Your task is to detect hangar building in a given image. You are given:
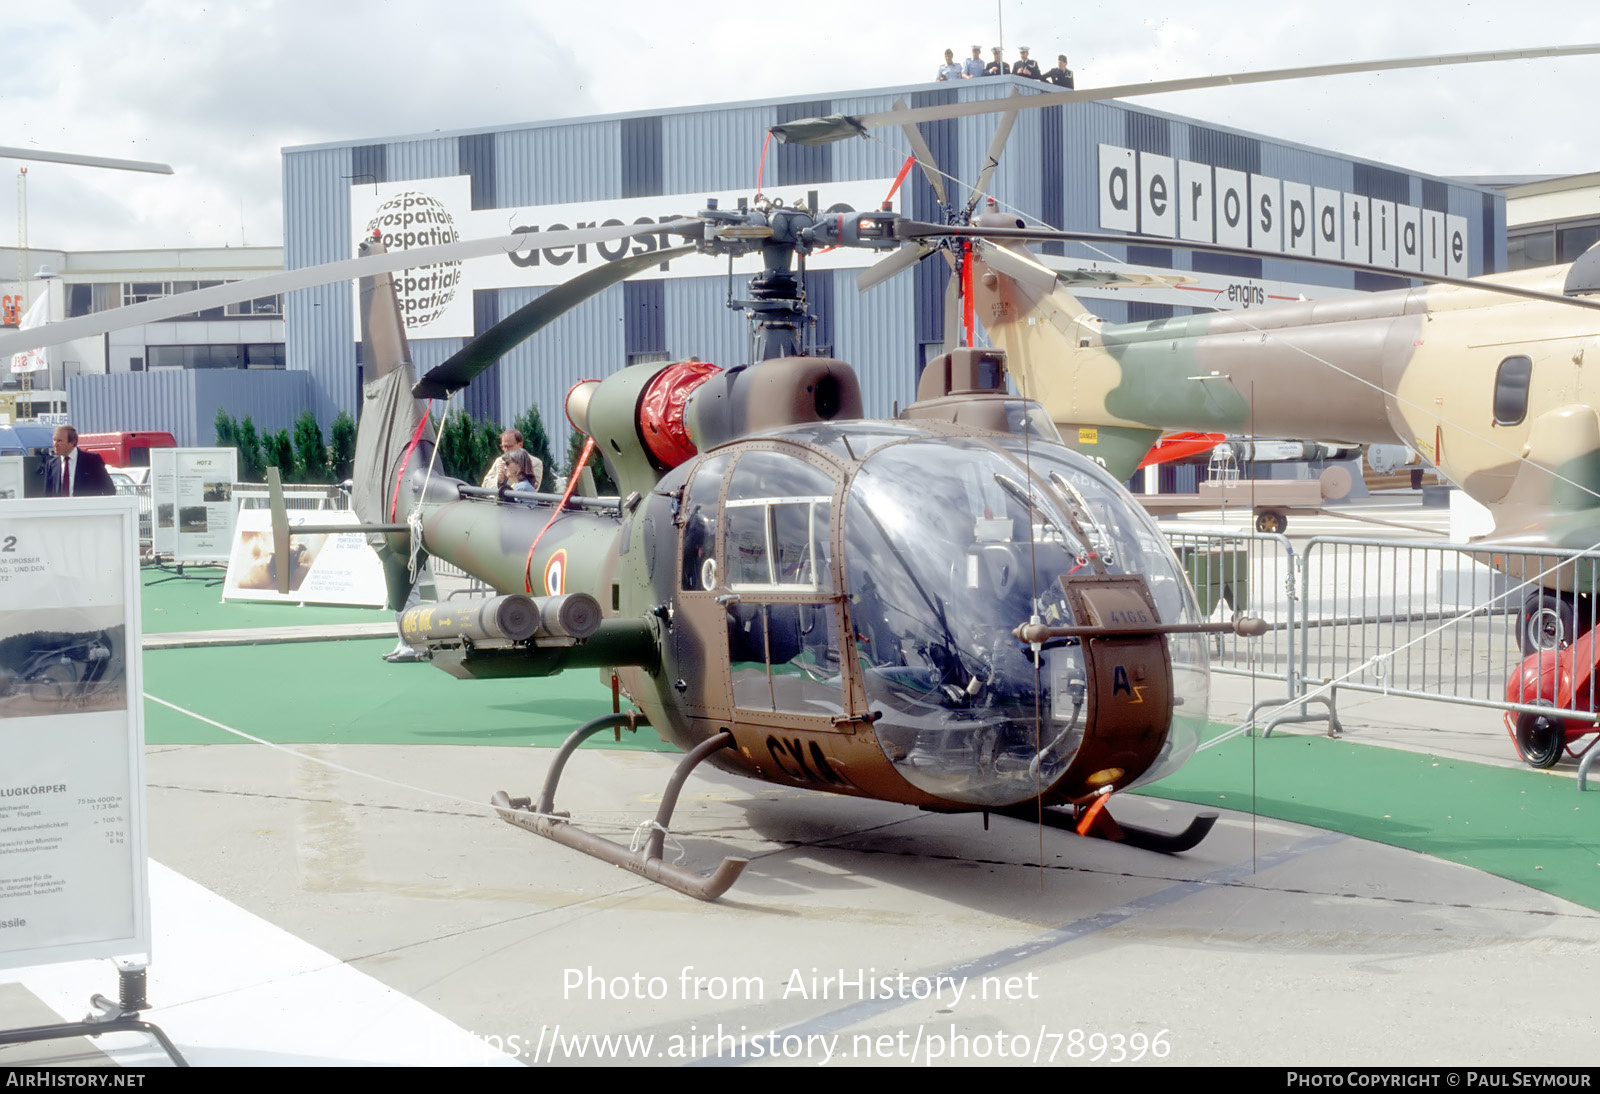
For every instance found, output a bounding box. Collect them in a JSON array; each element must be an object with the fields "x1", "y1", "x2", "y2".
[{"x1": 72, "y1": 76, "x2": 1507, "y2": 451}]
